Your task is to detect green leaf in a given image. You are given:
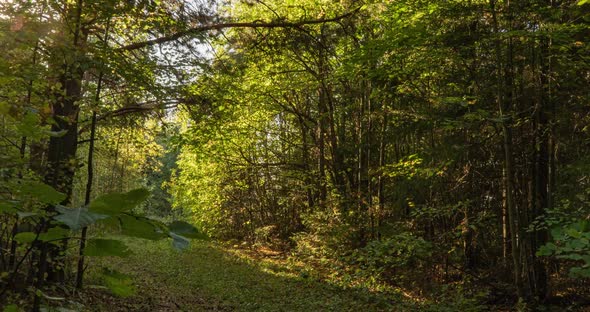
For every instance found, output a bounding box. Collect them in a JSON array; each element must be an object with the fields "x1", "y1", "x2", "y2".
[
  {"x1": 120, "y1": 215, "x2": 164, "y2": 240},
  {"x1": 169, "y1": 232, "x2": 190, "y2": 250},
  {"x1": 169, "y1": 220, "x2": 200, "y2": 238},
  {"x1": 550, "y1": 227, "x2": 564, "y2": 240},
  {"x1": 38, "y1": 227, "x2": 70, "y2": 243},
  {"x1": 54, "y1": 205, "x2": 109, "y2": 230},
  {"x1": 89, "y1": 188, "x2": 150, "y2": 215},
  {"x1": 100, "y1": 268, "x2": 136, "y2": 298},
  {"x1": 14, "y1": 232, "x2": 36, "y2": 243},
  {"x1": 19, "y1": 181, "x2": 66, "y2": 205},
  {"x1": 567, "y1": 228, "x2": 582, "y2": 239},
  {"x1": 578, "y1": 0, "x2": 590, "y2": 5},
  {"x1": 84, "y1": 239, "x2": 131, "y2": 257},
  {"x1": 3, "y1": 304, "x2": 22, "y2": 312}
]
